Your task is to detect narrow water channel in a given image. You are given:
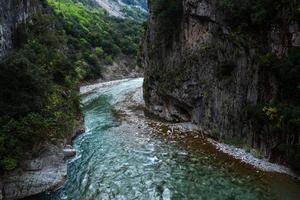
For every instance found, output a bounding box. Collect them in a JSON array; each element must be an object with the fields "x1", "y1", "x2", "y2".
[{"x1": 42, "y1": 78, "x2": 300, "y2": 200}]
